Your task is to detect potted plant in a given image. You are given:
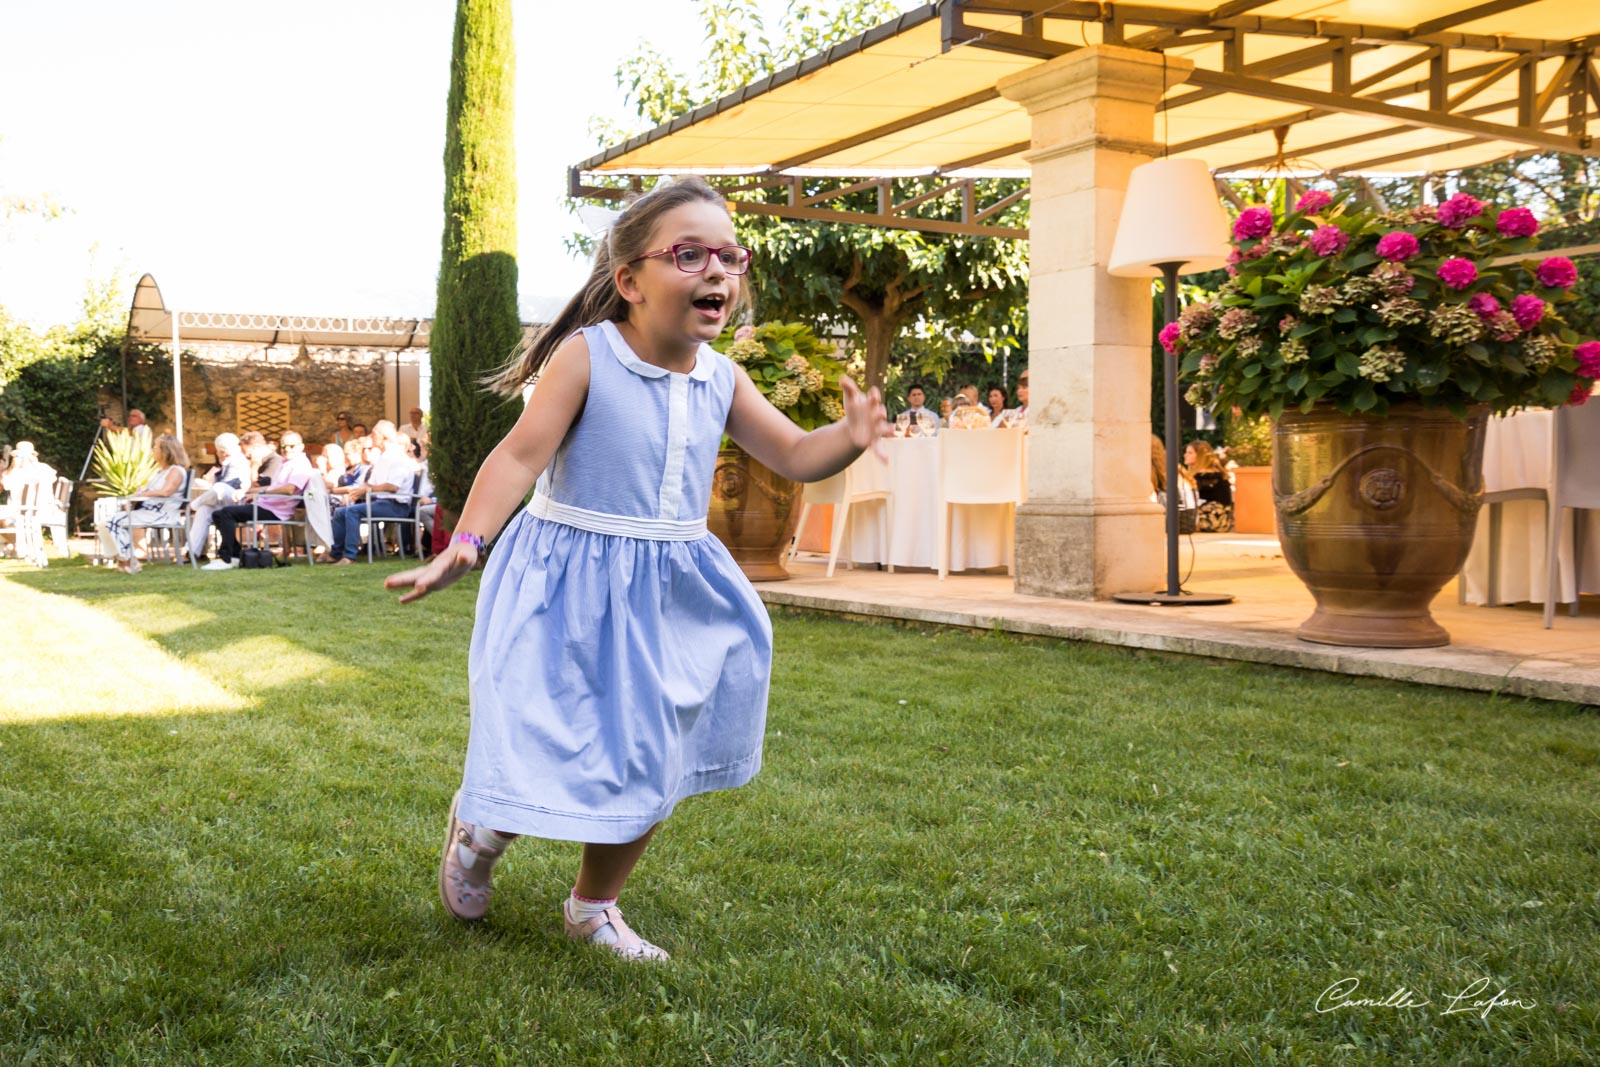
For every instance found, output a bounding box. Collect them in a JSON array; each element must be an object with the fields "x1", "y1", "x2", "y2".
[
  {"x1": 708, "y1": 321, "x2": 848, "y2": 580},
  {"x1": 1221, "y1": 413, "x2": 1274, "y2": 534},
  {"x1": 1172, "y1": 189, "x2": 1599, "y2": 647}
]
